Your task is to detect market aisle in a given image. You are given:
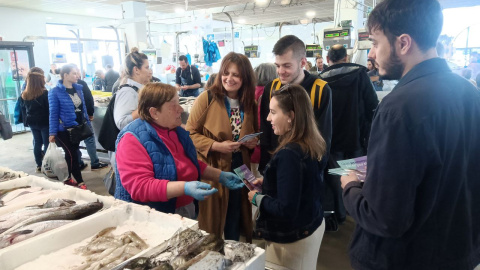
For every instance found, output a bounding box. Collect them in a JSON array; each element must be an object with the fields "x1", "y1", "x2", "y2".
[{"x1": 0, "y1": 132, "x2": 110, "y2": 196}]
